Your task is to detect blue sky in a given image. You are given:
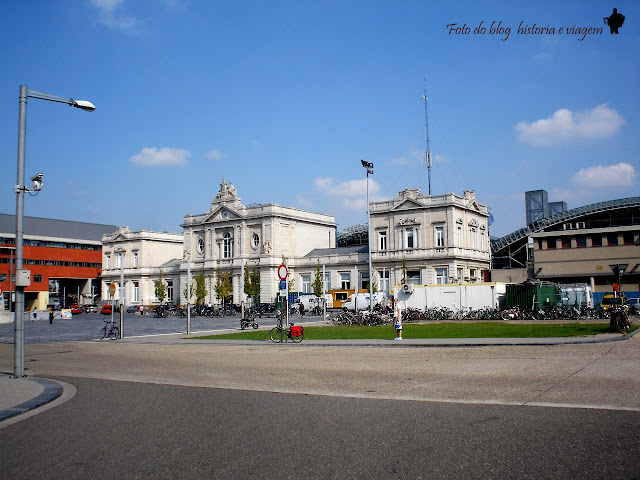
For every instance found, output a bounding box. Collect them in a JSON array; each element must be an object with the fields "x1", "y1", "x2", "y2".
[{"x1": 1, "y1": 1, "x2": 638, "y2": 238}]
